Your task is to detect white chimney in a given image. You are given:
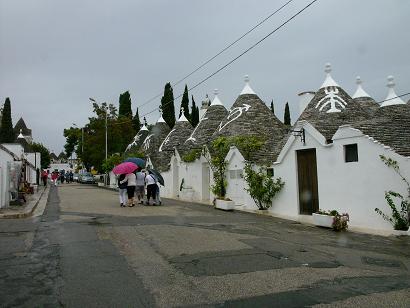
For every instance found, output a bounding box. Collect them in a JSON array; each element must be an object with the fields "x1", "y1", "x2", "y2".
[
  {"x1": 199, "y1": 94, "x2": 211, "y2": 120},
  {"x1": 298, "y1": 91, "x2": 315, "y2": 116}
]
